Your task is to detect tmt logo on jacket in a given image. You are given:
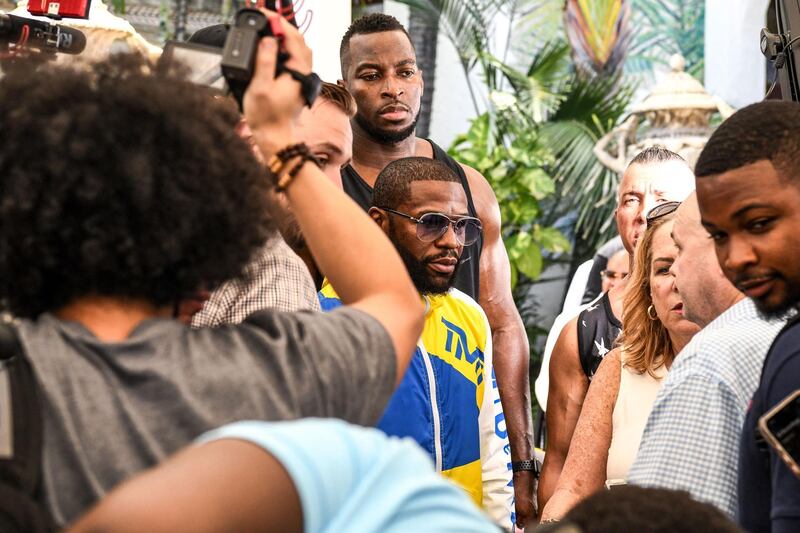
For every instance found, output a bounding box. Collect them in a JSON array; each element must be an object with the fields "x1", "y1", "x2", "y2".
[{"x1": 319, "y1": 282, "x2": 513, "y2": 528}]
